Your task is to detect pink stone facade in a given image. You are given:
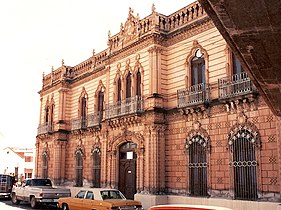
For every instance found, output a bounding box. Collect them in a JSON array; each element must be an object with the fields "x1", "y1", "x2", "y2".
[{"x1": 35, "y1": 1, "x2": 281, "y2": 208}]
